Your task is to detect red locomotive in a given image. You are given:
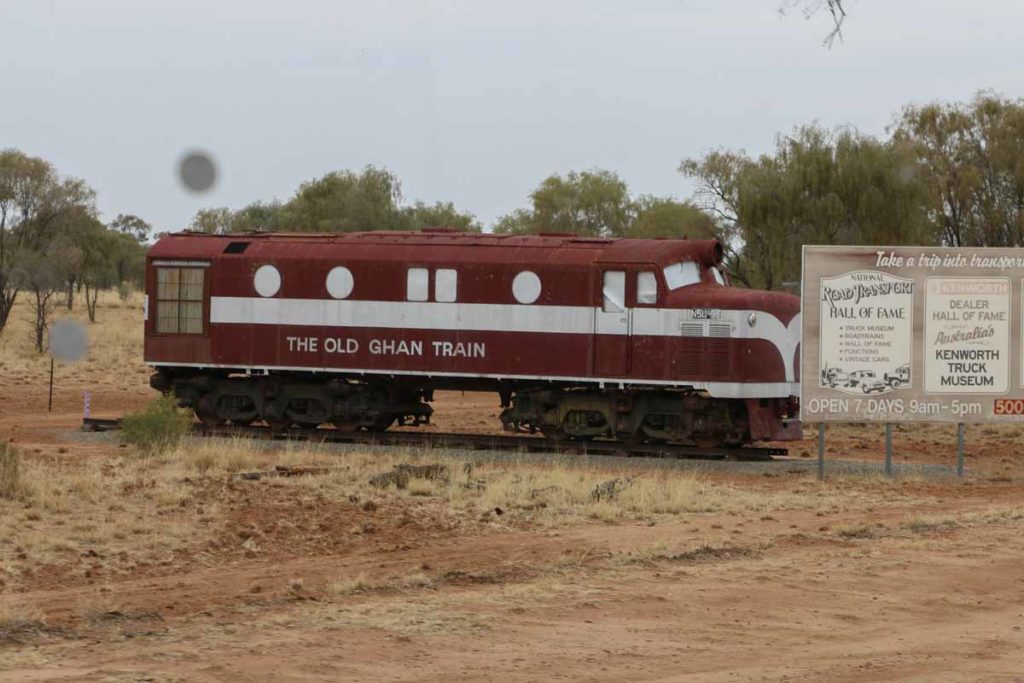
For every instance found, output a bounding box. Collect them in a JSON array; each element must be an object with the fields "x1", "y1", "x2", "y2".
[{"x1": 145, "y1": 230, "x2": 801, "y2": 446}]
